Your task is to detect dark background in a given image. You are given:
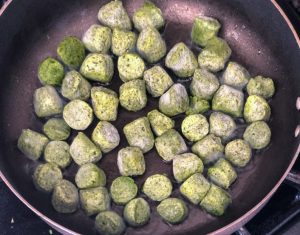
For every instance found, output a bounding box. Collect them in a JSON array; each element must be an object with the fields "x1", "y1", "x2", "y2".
[{"x1": 0, "y1": 0, "x2": 299, "y2": 235}]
